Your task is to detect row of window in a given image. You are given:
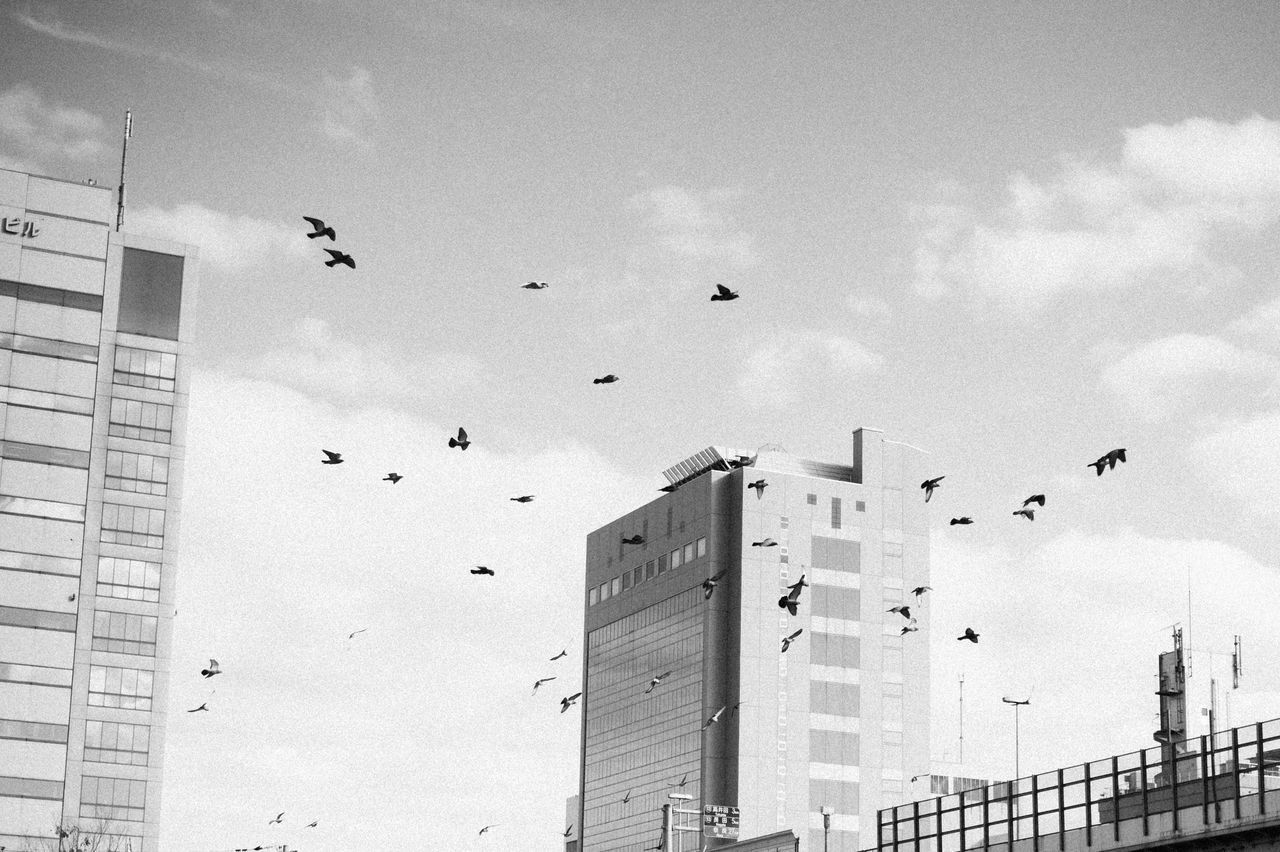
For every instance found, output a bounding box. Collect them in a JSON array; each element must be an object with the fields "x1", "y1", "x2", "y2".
[
  {"x1": 0, "y1": 717, "x2": 68, "y2": 744},
  {"x1": 105, "y1": 449, "x2": 170, "y2": 496},
  {"x1": 92, "y1": 610, "x2": 159, "y2": 657},
  {"x1": 804, "y1": 493, "x2": 866, "y2": 526},
  {"x1": 588, "y1": 587, "x2": 703, "y2": 645},
  {"x1": 113, "y1": 345, "x2": 177, "y2": 391},
  {"x1": 101, "y1": 503, "x2": 166, "y2": 549},
  {"x1": 0, "y1": 330, "x2": 98, "y2": 363},
  {"x1": 88, "y1": 665, "x2": 154, "y2": 711},
  {"x1": 0, "y1": 279, "x2": 104, "y2": 311},
  {"x1": 108, "y1": 398, "x2": 174, "y2": 444},
  {"x1": 97, "y1": 556, "x2": 162, "y2": 603},
  {"x1": 589, "y1": 537, "x2": 707, "y2": 607},
  {"x1": 80, "y1": 775, "x2": 147, "y2": 823},
  {"x1": 85, "y1": 719, "x2": 151, "y2": 766}
]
